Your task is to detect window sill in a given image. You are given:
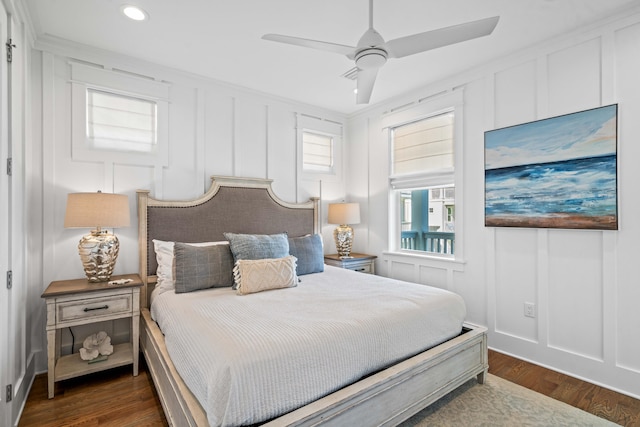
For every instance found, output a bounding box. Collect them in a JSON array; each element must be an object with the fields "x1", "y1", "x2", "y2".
[{"x1": 382, "y1": 250, "x2": 466, "y2": 271}]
